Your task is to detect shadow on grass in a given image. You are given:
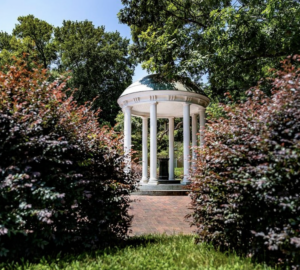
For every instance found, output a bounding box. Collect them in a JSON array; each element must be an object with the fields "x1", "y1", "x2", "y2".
[
  {"x1": 1, "y1": 235, "x2": 275, "y2": 270},
  {"x1": 0, "y1": 233, "x2": 179, "y2": 268}
]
